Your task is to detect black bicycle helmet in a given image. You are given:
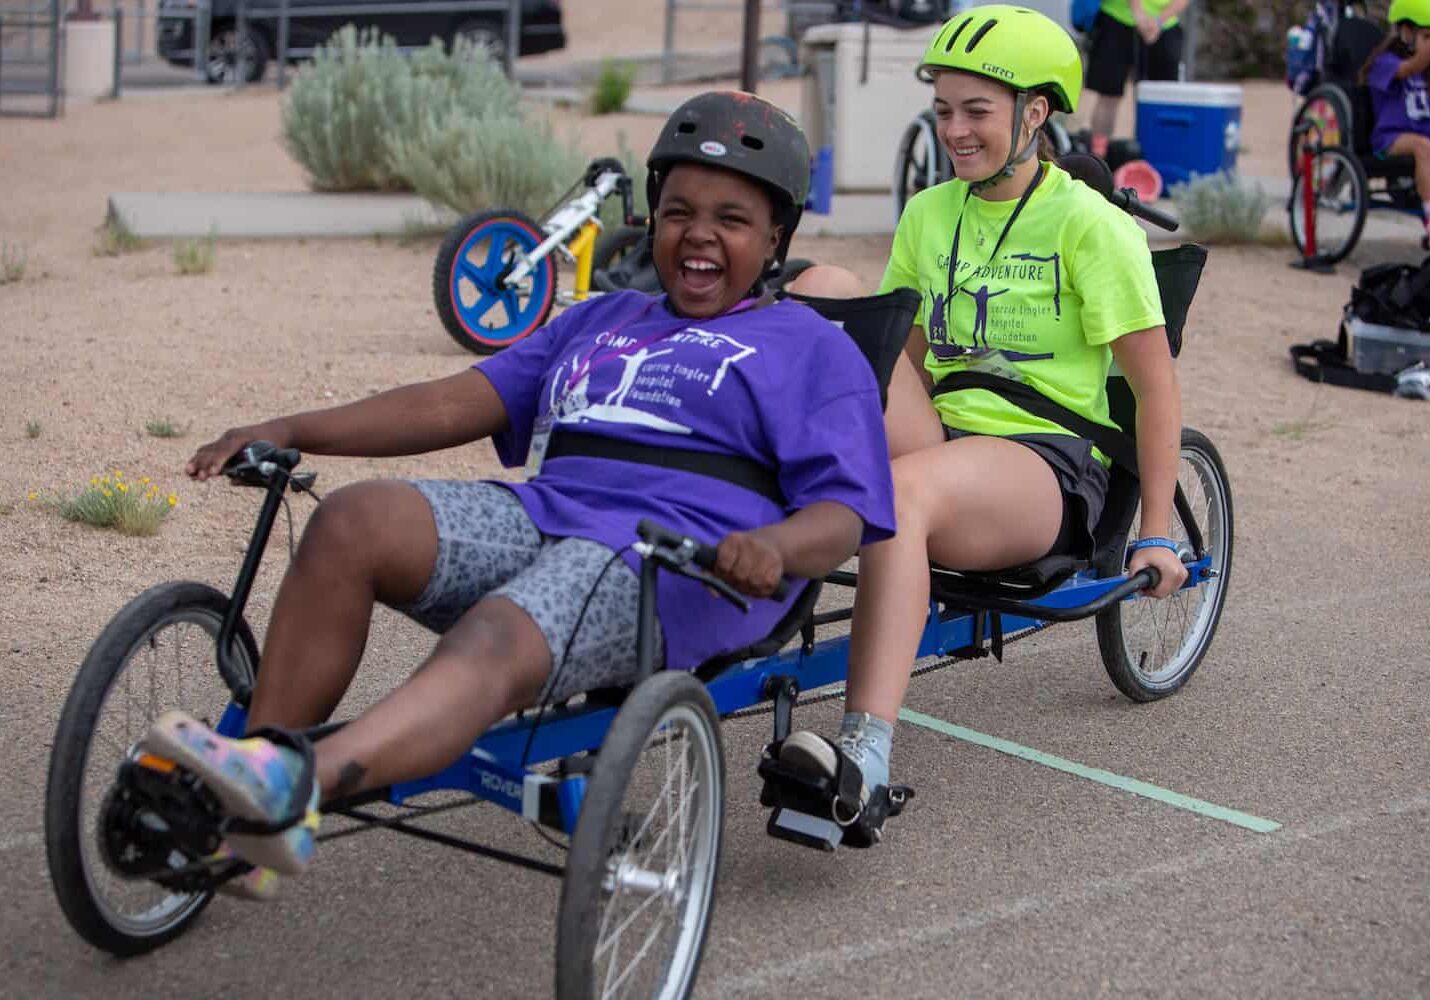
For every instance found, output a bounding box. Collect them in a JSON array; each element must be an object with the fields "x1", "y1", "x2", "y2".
[{"x1": 646, "y1": 90, "x2": 811, "y2": 270}]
